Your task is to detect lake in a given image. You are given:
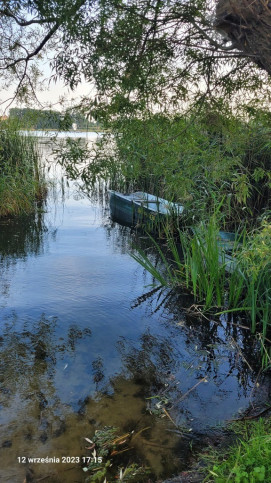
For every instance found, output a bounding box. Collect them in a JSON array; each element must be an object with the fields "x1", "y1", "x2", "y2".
[{"x1": 0, "y1": 133, "x2": 268, "y2": 482}]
